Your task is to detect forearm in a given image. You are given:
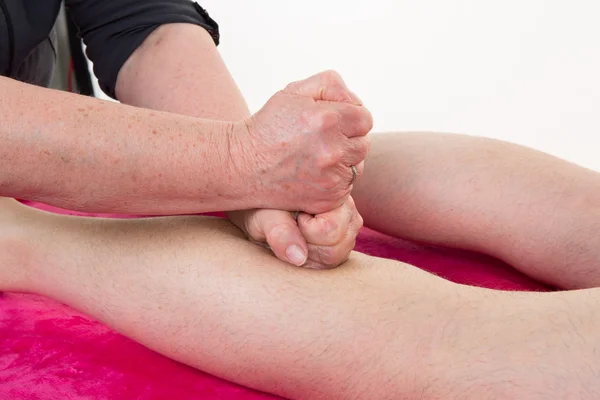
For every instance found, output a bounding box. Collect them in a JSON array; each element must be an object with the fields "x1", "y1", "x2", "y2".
[
  {"x1": 354, "y1": 132, "x2": 600, "y2": 289},
  {"x1": 115, "y1": 23, "x2": 252, "y2": 223},
  {"x1": 0, "y1": 77, "x2": 248, "y2": 214}
]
